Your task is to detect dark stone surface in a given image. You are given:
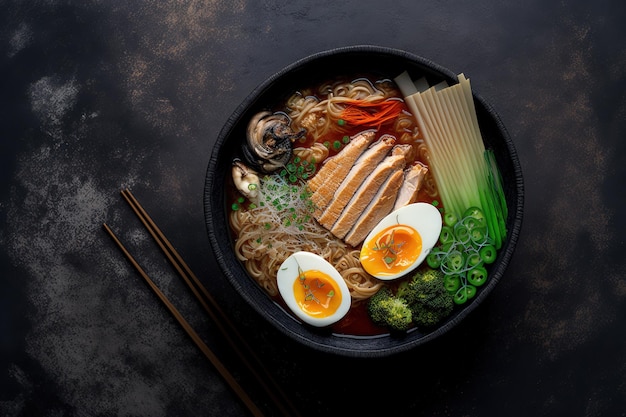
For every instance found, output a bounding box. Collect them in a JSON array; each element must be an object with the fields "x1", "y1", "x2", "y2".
[{"x1": 1, "y1": 1, "x2": 625, "y2": 416}]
